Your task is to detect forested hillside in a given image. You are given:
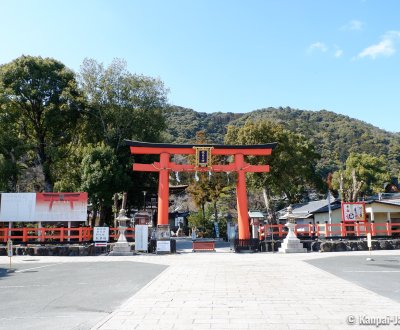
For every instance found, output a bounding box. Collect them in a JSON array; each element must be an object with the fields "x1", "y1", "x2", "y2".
[
  {"x1": 162, "y1": 106, "x2": 243, "y2": 144},
  {"x1": 163, "y1": 106, "x2": 400, "y2": 177}
]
